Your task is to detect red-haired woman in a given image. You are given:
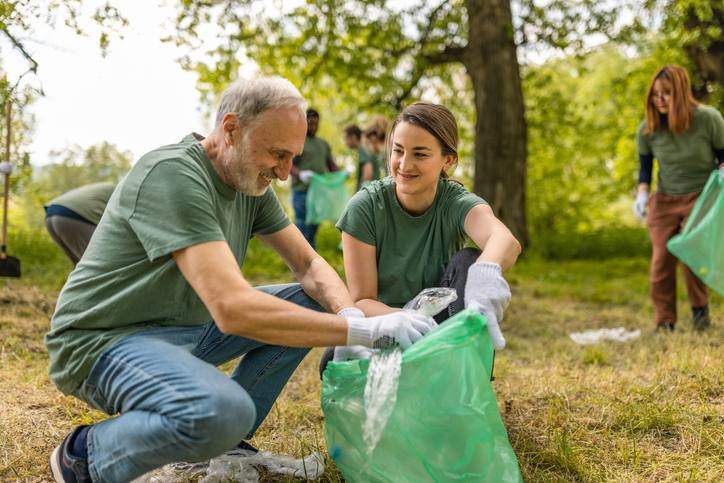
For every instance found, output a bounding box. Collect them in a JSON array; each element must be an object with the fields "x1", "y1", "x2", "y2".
[{"x1": 634, "y1": 65, "x2": 724, "y2": 332}]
